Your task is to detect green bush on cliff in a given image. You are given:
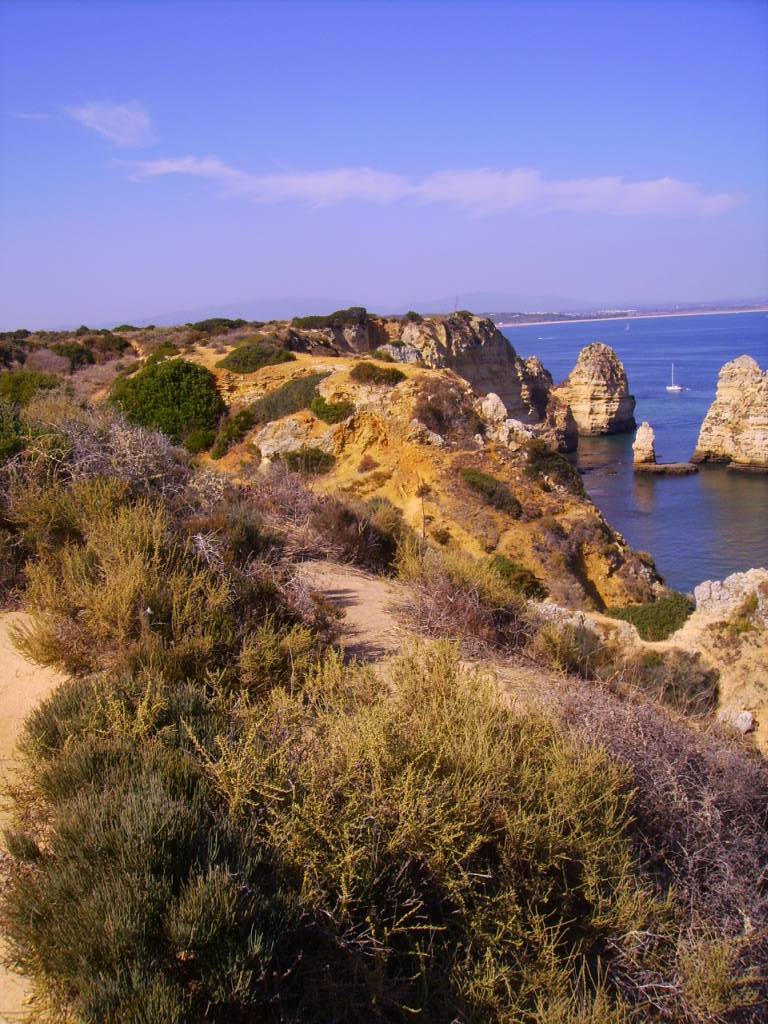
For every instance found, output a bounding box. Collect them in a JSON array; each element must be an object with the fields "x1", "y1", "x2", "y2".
[
  {"x1": 606, "y1": 591, "x2": 693, "y2": 641},
  {"x1": 460, "y1": 467, "x2": 522, "y2": 516},
  {"x1": 210, "y1": 373, "x2": 330, "y2": 459},
  {"x1": 276, "y1": 445, "x2": 334, "y2": 475},
  {"x1": 110, "y1": 358, "x2": 225, "y2": 445},
  {"x1": 350, "y1": 361, "x2": 405, "y2": 386},
  {"x1": 216, "y1": 342, "x2": 295, "y2": 374},
  {"x1": 292, "y1": 306, "x2": 368, "y2": 329},
  {"x1": 525, "y1": 439, "x2": 585, "y2": 495},
  {"x1": 488, "y1": 553, "x2": 548, "y2": 599},
  {"x1": 309, "y1": 394, "x2": 354, "y2": 423}
]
